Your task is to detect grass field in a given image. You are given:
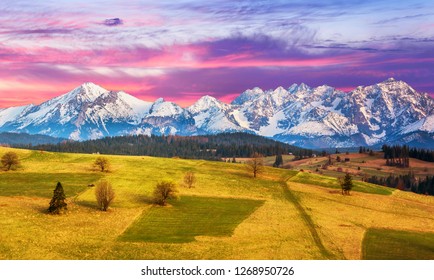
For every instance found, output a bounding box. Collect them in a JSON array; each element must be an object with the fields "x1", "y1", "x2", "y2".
[
  {"x1": 120, "y1": 196, "x2": 264, "y2": 243},
  {"x1": 1, "y1": 146, "x2": 433, "y2": 260},
  {"x1": 0, "y1": 172, "x2": 102, "y2": 197},
  {"x1": 362, "y1": 228, "x2": 434, "y2": 259},
  {"x1": 289, "y1": 172, "x2": 394, "y2": 195}
]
